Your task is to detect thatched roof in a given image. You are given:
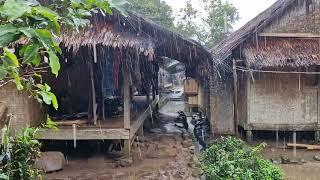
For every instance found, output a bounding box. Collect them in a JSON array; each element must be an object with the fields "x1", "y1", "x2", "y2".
[
  {"x1": 61, "y1": 10, "x2": 212, "y2": 66},
  {"x1": 243, "y1": 38, "x2": 320, "y2": 68},
  {"x1": 213, "y1": 0, "x2": 295, "y2": 63}
]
